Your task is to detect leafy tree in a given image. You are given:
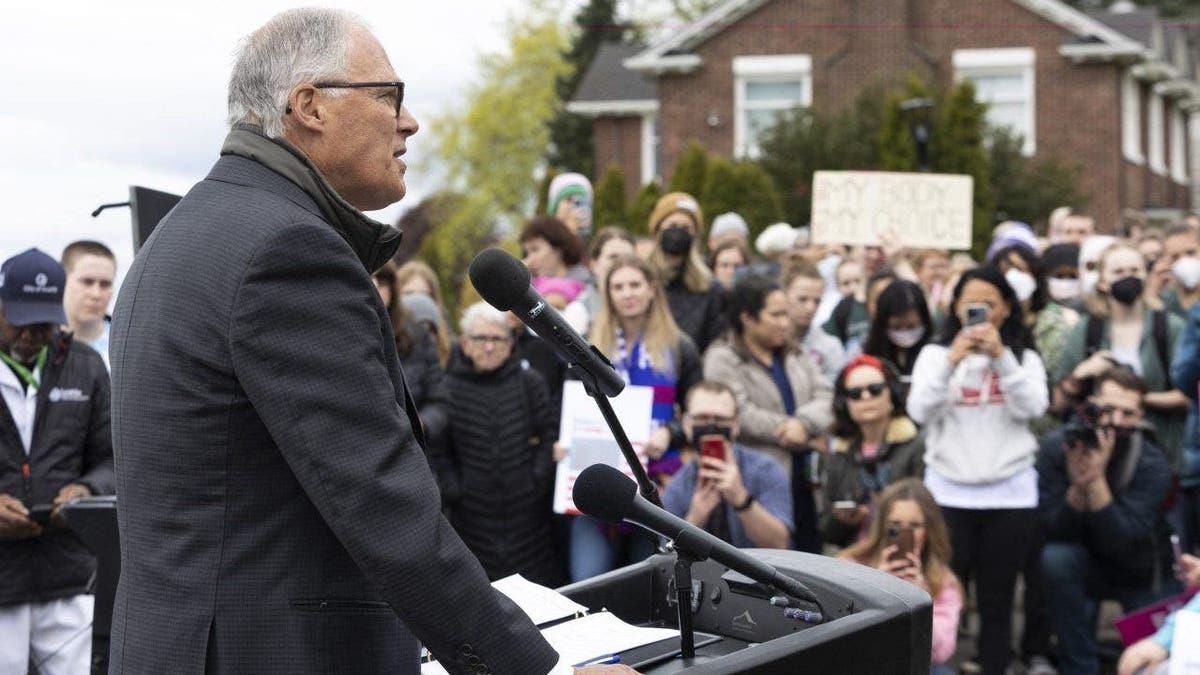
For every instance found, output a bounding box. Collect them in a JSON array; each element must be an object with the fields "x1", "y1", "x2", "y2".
[
  {"x1": 425, "y1": 8, "x2": 571, "y2": 316},
  {"x1": 668, "y1": 141, "x2": 709, "y2": 197},
  {"x1": 546, "y1": 0, "x2": 629, "y2": 176},
  {"x1": 628, "y1": 181, "x2": 663, "y2": 235},
  {"x1": 410, "y1": 192, "x2": 498, "y2": 321},
  {"x1": 594, "y1": 163, "x2": 629, "y2": 227},
  {"x1": 878, "y1": 75, "x2": 933, "y2": 171},
  {"x1": 731, "y1": 161, "x2": 785, "y2": 239},
  {"x1": 988, "y1": 127, "x2": 1086, "y2": 230}
]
